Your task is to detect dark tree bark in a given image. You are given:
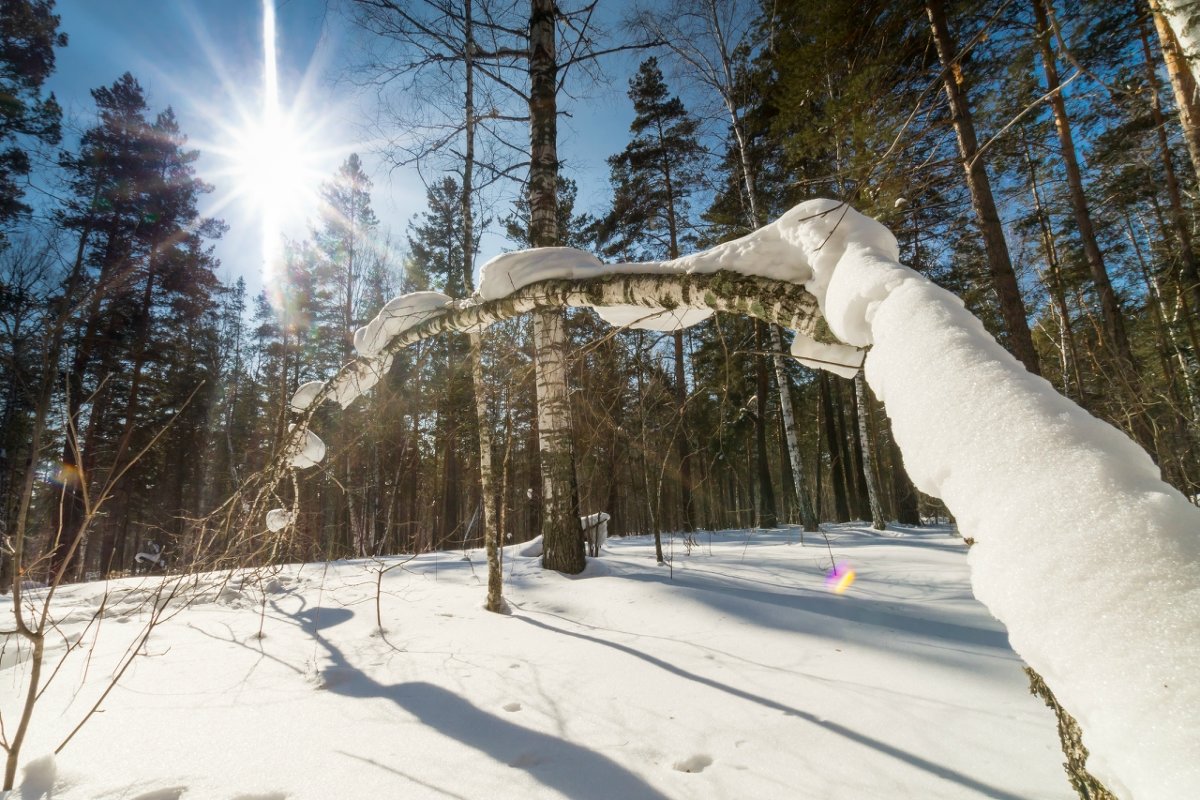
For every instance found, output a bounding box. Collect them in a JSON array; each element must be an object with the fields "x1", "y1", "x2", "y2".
[{"x1": 926, "y1": 0, "x2": 1041, "y2": 376}]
